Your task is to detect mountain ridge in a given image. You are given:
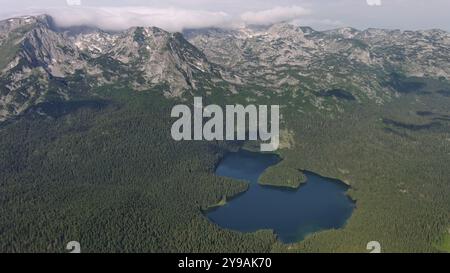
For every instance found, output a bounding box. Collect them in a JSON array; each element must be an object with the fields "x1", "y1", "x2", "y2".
[
  {"x1": 1, "y1": 14, "x2": 450, "y2": 121},
  {"x1": 0, "y1": 15, "x2": 225, "y2": 121}
]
